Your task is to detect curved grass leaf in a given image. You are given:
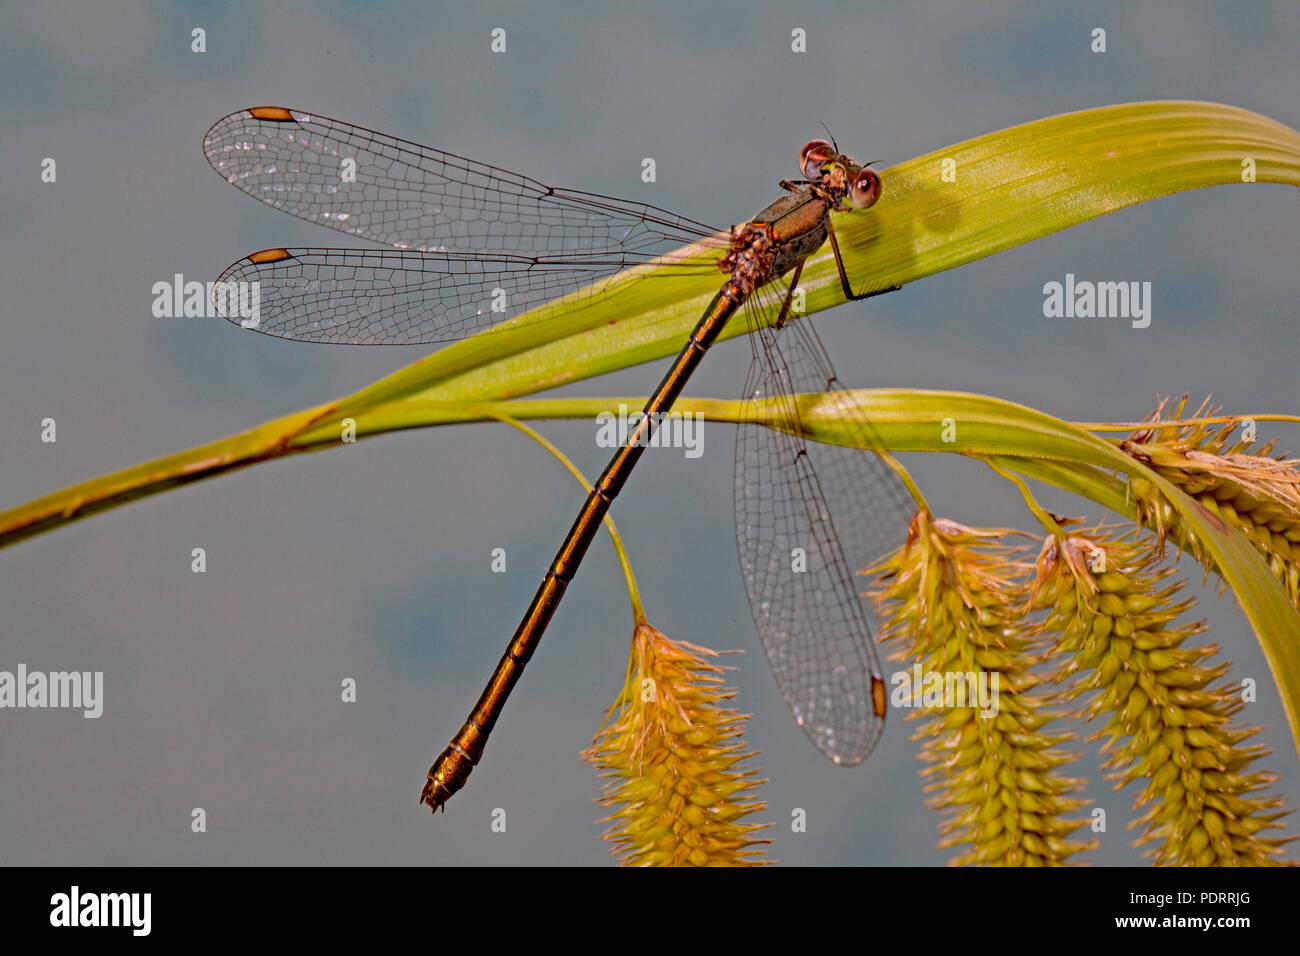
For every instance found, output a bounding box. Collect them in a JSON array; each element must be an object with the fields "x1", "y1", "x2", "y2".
[{"x1": 347, "y1": 100, "x2": 1300, "y2": 412}]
